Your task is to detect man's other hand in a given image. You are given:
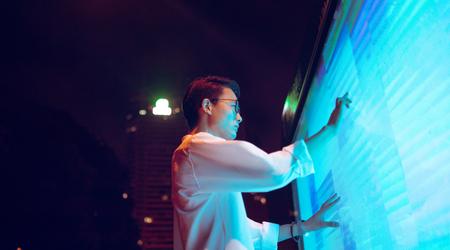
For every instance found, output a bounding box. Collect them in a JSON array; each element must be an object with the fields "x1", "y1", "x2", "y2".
[{"x1": 298, "y1": 193, "x2": 340, "y2": 234}]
